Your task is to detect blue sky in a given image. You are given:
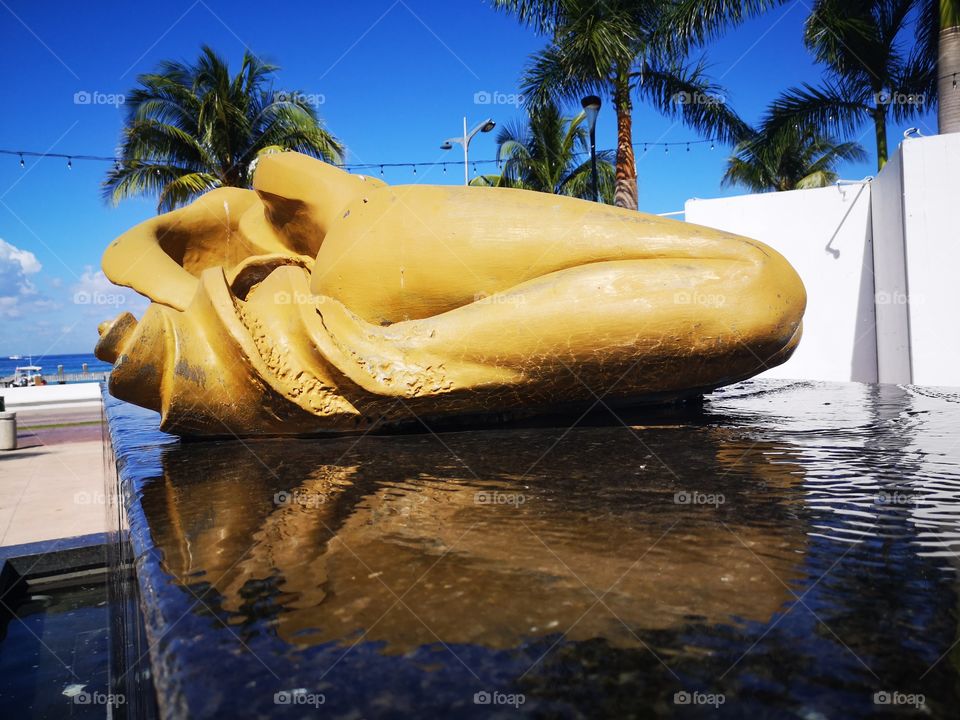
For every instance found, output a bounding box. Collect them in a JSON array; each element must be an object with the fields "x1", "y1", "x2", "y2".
[{"x1": 0, "y1": 0, "x2": 936, "y2": 356}]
